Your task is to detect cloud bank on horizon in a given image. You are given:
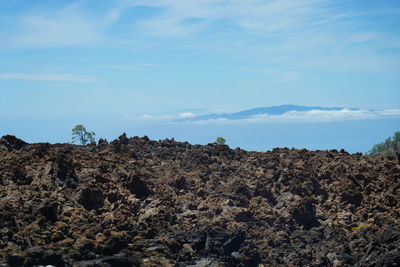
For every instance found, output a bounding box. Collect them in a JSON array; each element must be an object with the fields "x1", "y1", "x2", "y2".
[{"x1": 133, "y1": 106, "x2": 400, "y2": 124}]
